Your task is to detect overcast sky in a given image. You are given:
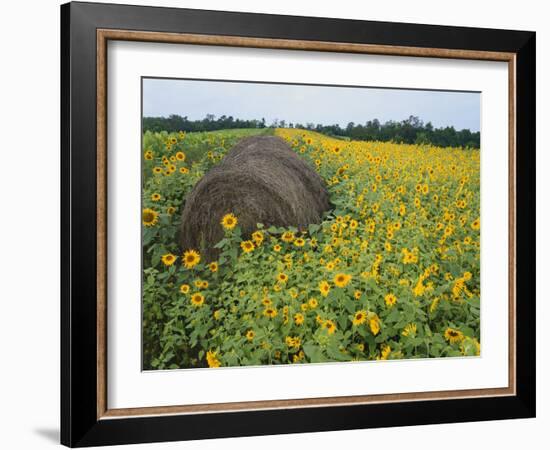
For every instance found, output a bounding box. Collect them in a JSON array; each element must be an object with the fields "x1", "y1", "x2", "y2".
[{"x1": 143, "y1": 78, "x2": 480, "y2": 132}]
